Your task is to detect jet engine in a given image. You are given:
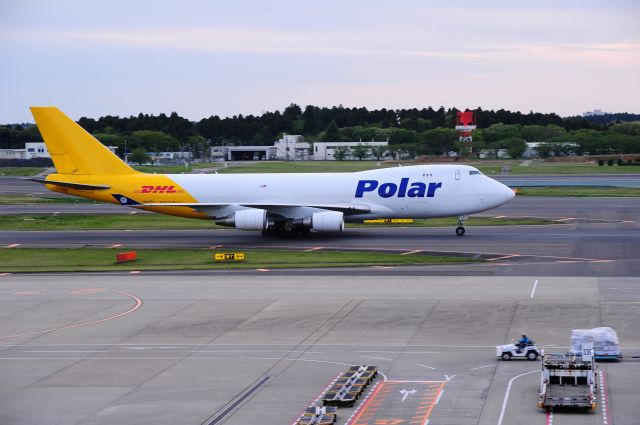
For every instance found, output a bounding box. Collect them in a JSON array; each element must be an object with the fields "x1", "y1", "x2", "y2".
[
  {"x1": 216, "y1": 209, "x2": 267, "y2": 230},
  {"x1": 310, "y1": 211, "x2": 344, "y2": 232}
]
